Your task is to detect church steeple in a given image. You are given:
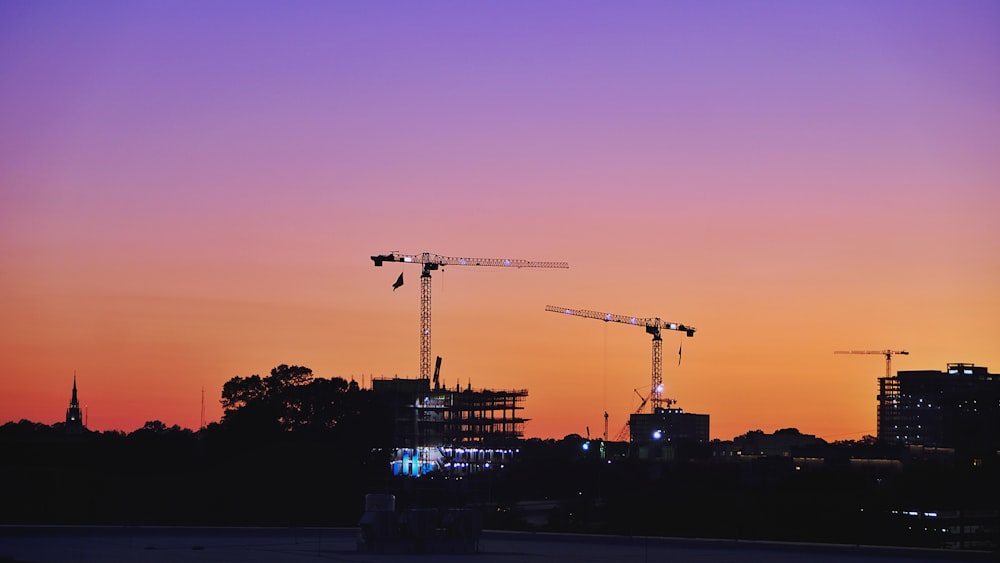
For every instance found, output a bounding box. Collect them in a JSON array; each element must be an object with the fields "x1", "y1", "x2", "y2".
[{"x1": 66, "y1": 373, "x2": 84, "y2": 431}]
